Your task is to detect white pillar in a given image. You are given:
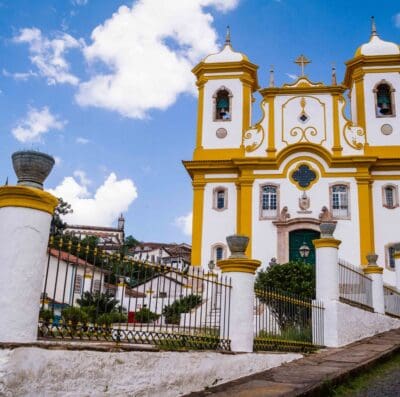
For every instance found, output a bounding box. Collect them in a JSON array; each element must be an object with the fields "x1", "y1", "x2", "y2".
[
  {"x1": 218, "y1": 258, "x2": 261, "y2": 352},
  {"x1": 395, "y1": 251, "x2": 400, "y2": 292},
  {"x1": 0, "y1": 186, "x2": 57, "y2": 343},
  {"x1": 83, "y1": 274, "x2": 93, "y2": 293},
  {"x1": 314, "y1": 238, "x2": 341, "y2": 302},
  {"x1": 364, "y1": 254, "x2": 385, "y2": 314},
  {"x1": 313, "y1": 236, "x2": 341, "y2": 347},
  {"x1": 116, "y1": 278, "x2": 126, "y2": 308}
]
